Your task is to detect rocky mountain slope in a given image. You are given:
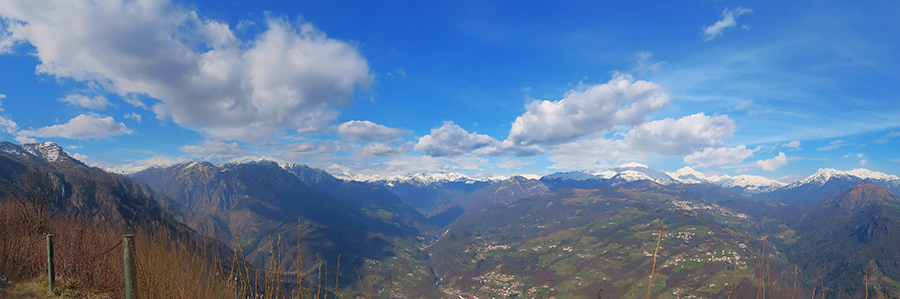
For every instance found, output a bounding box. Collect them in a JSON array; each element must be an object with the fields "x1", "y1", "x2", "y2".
[{"x1": 131, "y1": 160, "x2": 442, "y2": 297}]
